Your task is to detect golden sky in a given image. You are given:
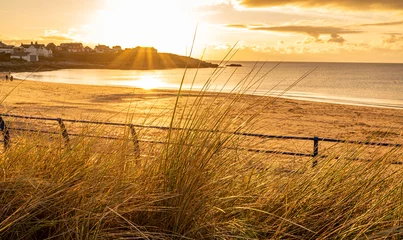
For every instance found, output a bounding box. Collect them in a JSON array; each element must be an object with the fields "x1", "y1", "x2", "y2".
[{"x1": 1, "y1": 0, "x2": 403, "y2": 63}]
